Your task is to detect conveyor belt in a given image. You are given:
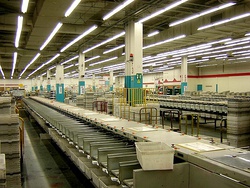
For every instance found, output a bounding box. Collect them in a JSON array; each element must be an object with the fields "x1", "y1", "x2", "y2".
[
  {"x1": 23, "y1": 97, "x2": 250, "y2": 188},
  {"x1": 23, "y1": 98, "x2": 139, "y2": 187}
]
